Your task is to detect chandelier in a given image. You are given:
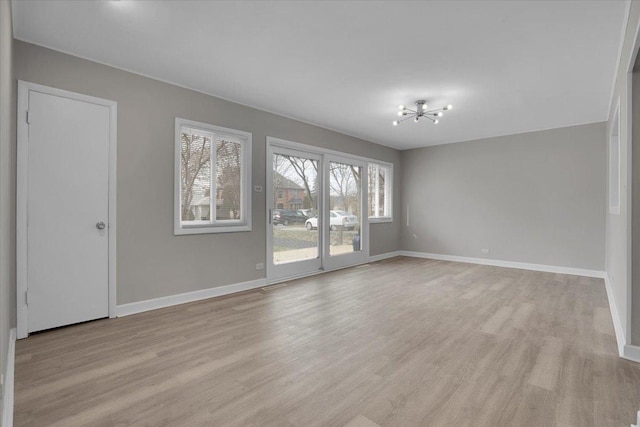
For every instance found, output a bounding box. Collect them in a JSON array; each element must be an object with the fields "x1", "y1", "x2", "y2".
[{"x1": 393, "y1": 100, "x2": 453, "y2": 126}]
